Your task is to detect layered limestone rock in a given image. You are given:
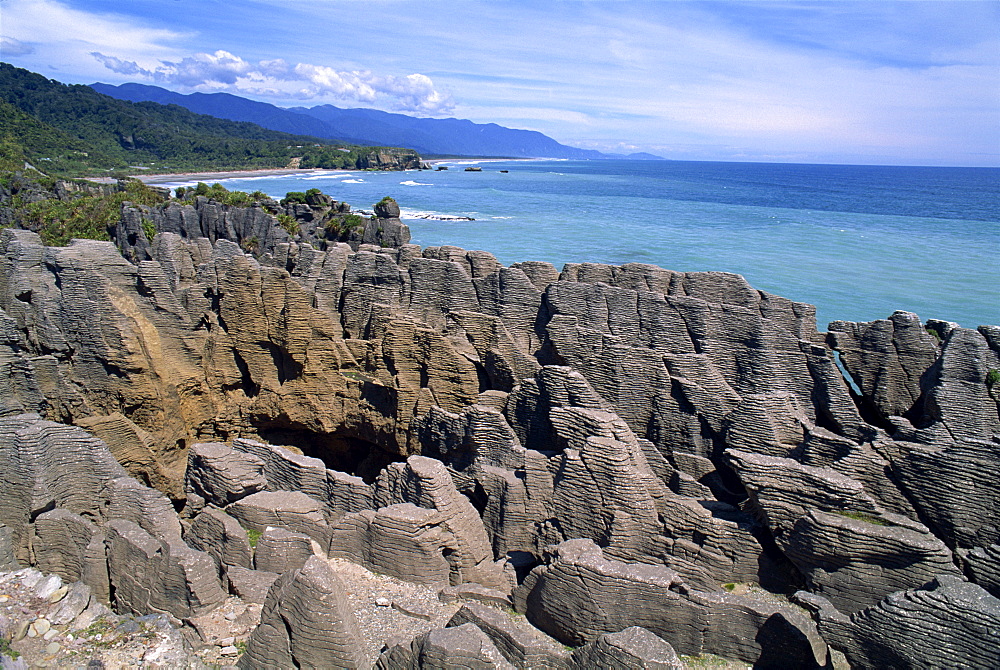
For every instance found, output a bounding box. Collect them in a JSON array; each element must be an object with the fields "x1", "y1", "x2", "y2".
[
  {"x1": 570, "y1": 627, "x2": 683, "y2": 669},
  {"x1": 798, "y1": 575, "x2": 1000, "y2": 669},
  {"x1": 238, "y1": 556, "x2": 365, "y2": 669},
  {"x1": 3, "y1": 189, "x2": 999, "y2": 667},
  {"x1": 513, "y1": 539, "x2": 828, "y2": 667}
]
